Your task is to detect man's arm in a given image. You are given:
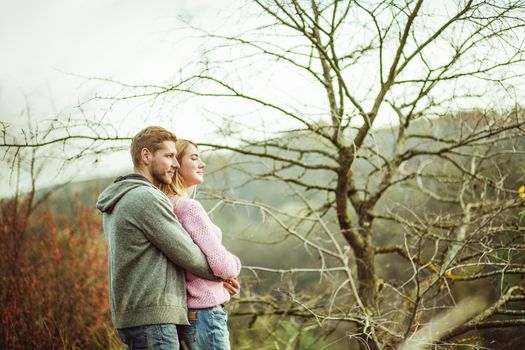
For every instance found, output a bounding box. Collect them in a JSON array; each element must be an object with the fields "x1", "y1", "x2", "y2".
[{"x1": 128, "y1": 188, "x2": 219, "y2": 280}]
